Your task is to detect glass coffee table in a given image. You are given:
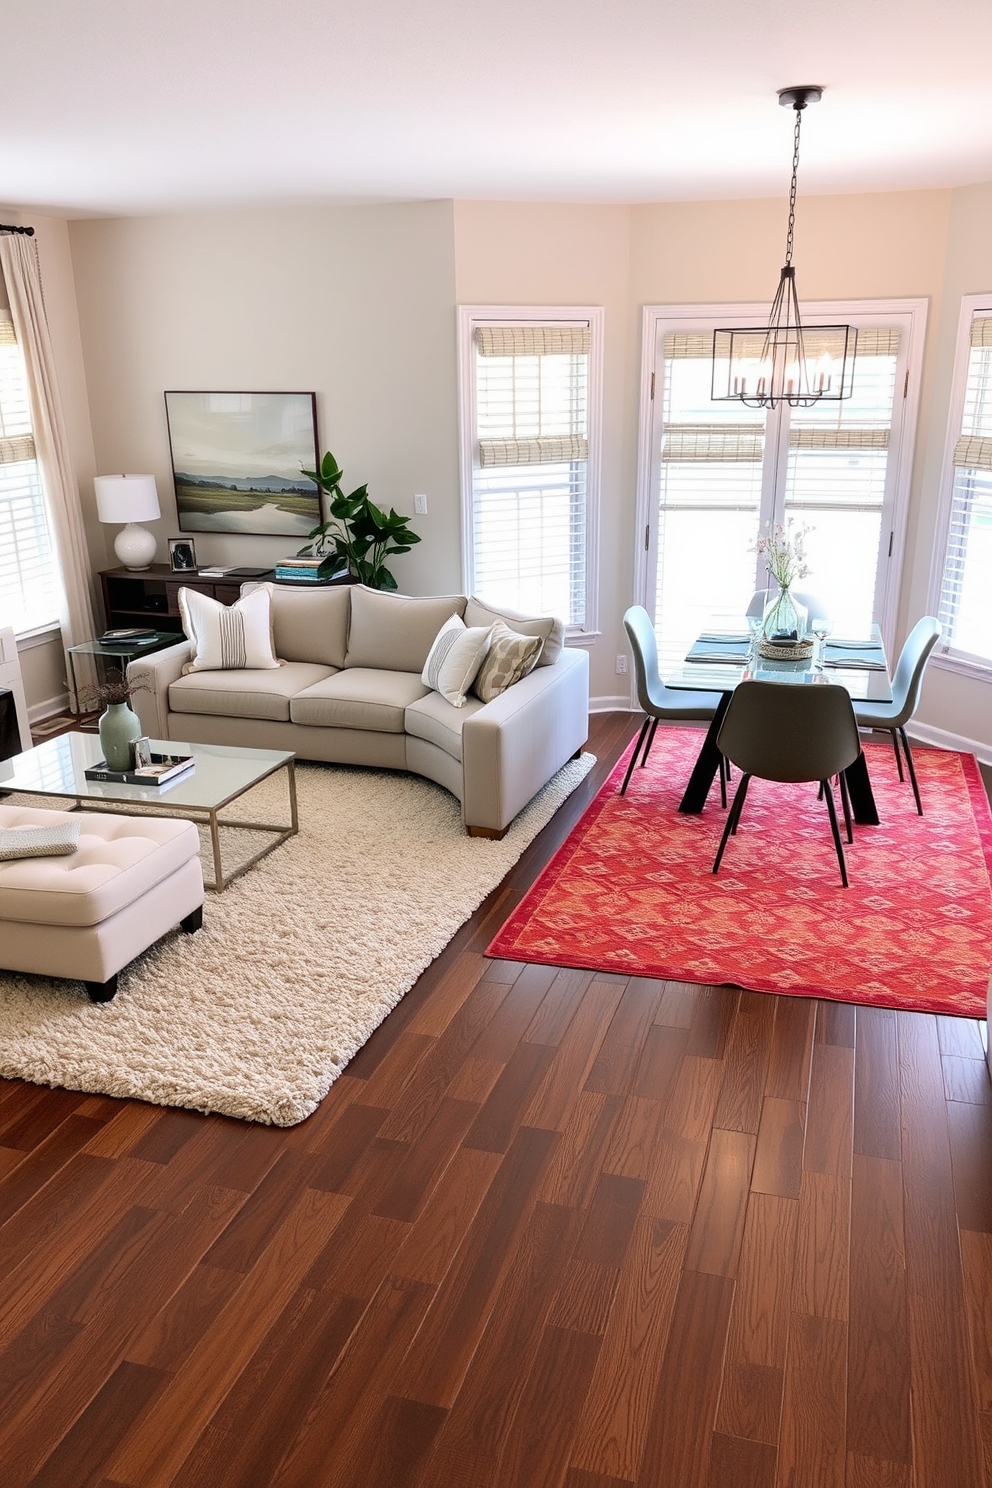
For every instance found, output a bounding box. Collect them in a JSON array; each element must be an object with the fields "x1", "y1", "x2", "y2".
[{"x1": 0, "y1": 732, "x2": 297, "y2": 891}]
